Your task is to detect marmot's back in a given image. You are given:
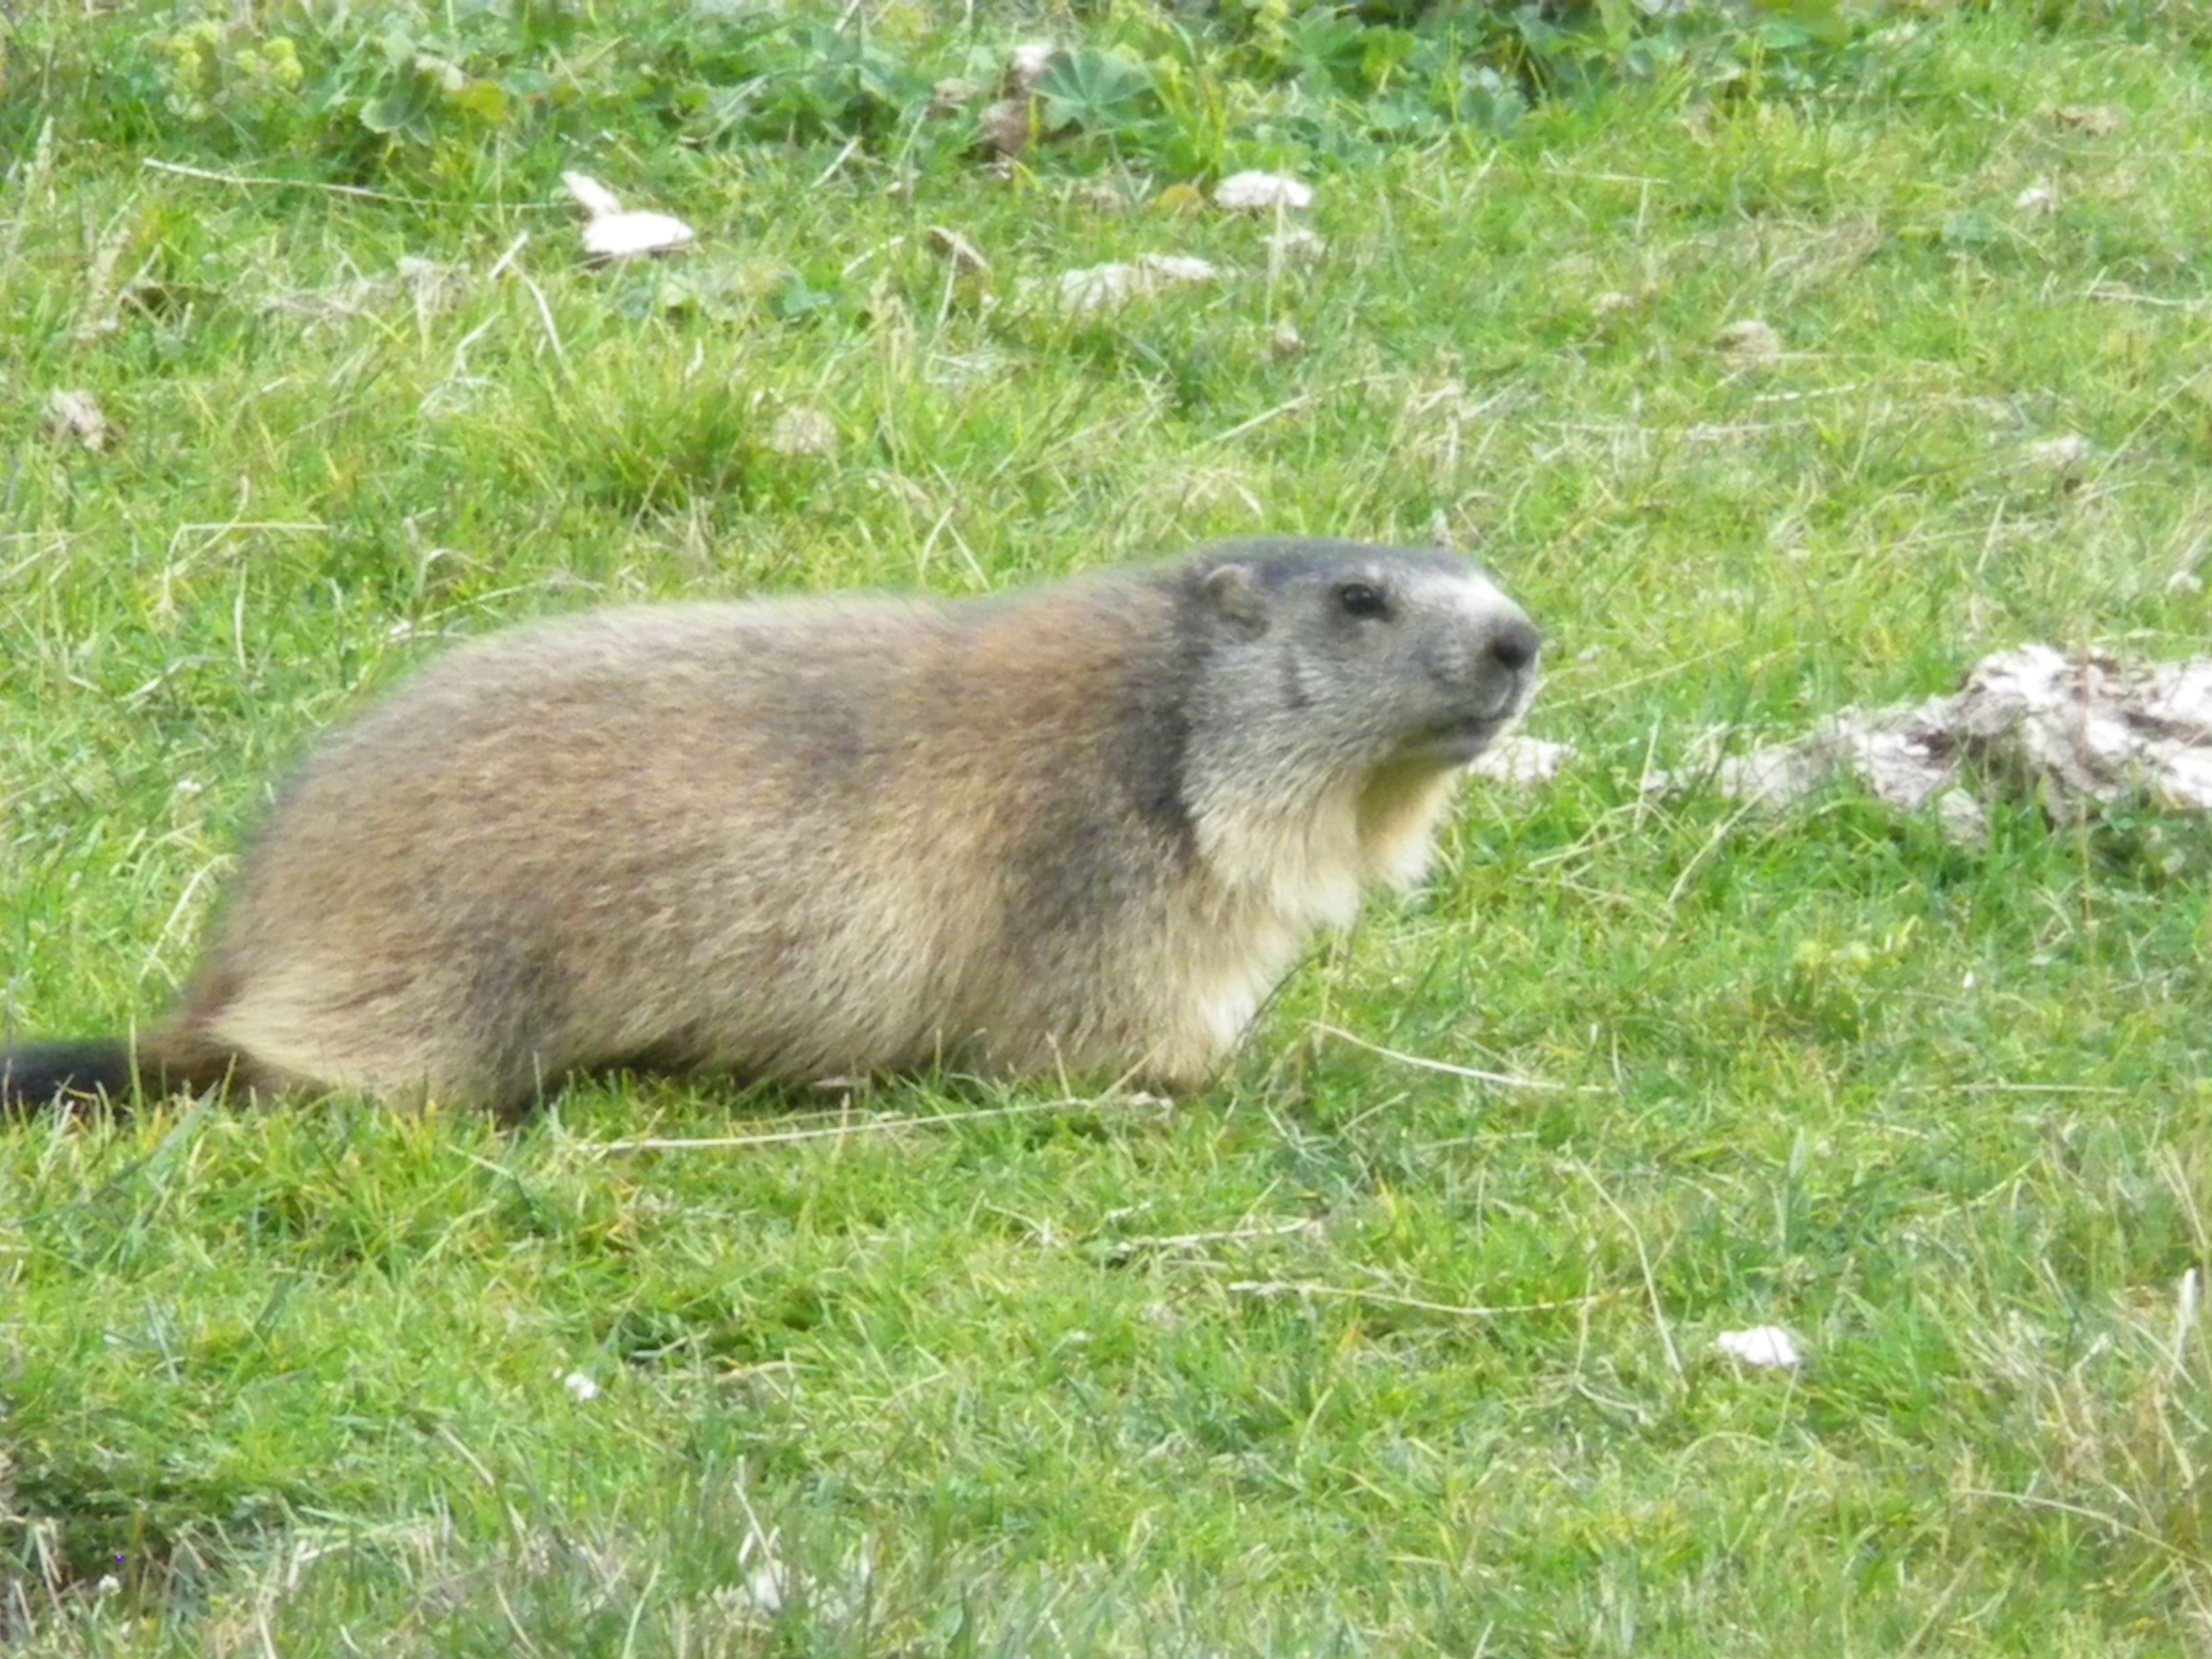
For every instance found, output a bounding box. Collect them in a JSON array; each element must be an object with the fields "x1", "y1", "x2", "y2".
[{"x1": 2, "y1": 539, "x2": 1538, "y2": 1114}]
